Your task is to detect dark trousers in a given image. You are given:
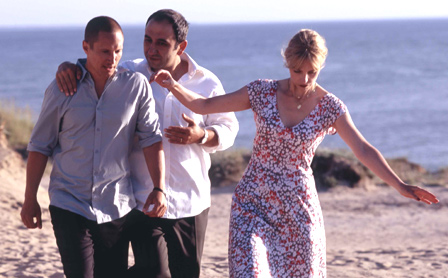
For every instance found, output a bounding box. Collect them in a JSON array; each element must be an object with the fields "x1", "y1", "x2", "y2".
[
  {"x1": 131, "y1": 208, "x2": 209, "y2": 278},
  {"x1": 50, "y1": 205, "x2": 145, "y2": 278}
]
